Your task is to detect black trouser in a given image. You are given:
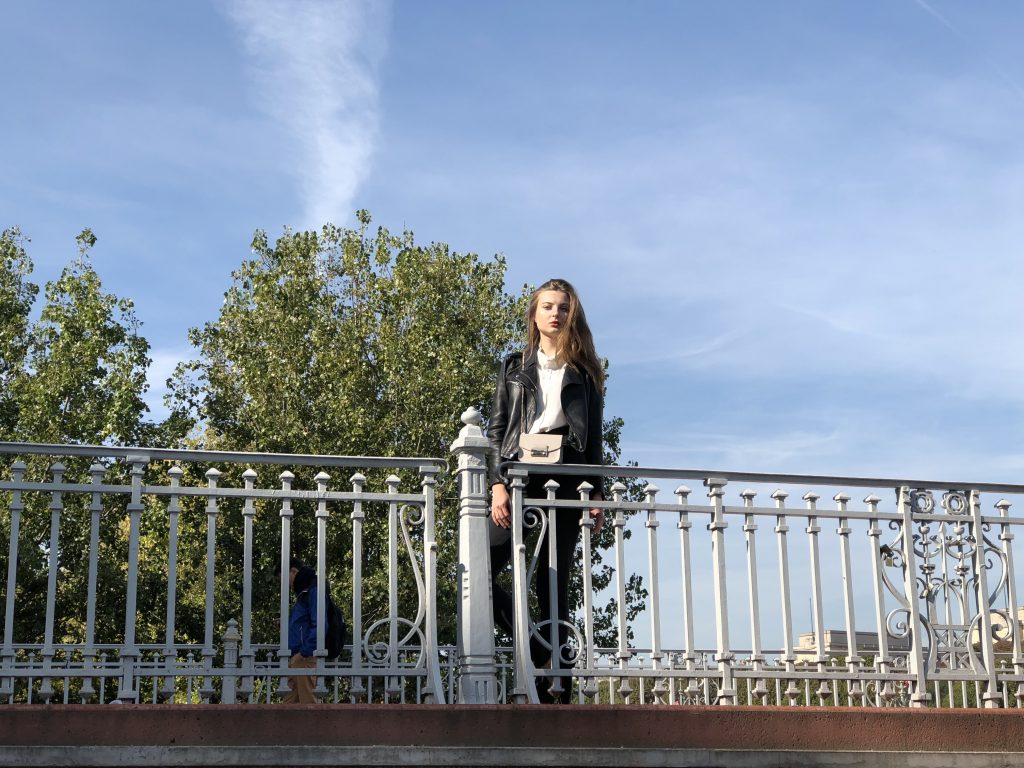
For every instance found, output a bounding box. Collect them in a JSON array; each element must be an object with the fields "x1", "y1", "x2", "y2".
[{"x1": 490, "y1": 432, "x2": 589, "y2": 703}]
